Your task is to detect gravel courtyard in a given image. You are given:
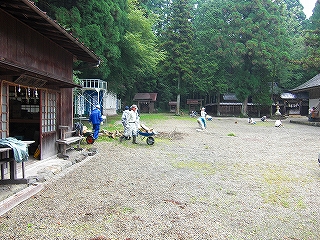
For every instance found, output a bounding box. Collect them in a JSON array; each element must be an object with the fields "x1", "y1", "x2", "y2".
[{"x1": 0, "y1": 116, "x2": 320, "y2": 240}]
